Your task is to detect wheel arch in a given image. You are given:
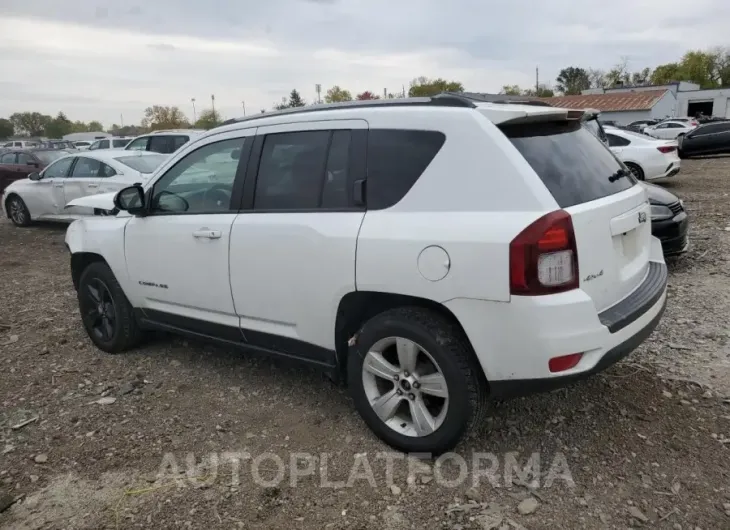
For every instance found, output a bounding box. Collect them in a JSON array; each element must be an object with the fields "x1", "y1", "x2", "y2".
[
  {"x1": 71, "y1": 252, "x2": 108, "y2": 291},
  {"x1": 3, "y1": 192, "x2": 24, "y2": 219},
  {"x1": 334, "y1": 291, "x2": 476, "y2": 379}
]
